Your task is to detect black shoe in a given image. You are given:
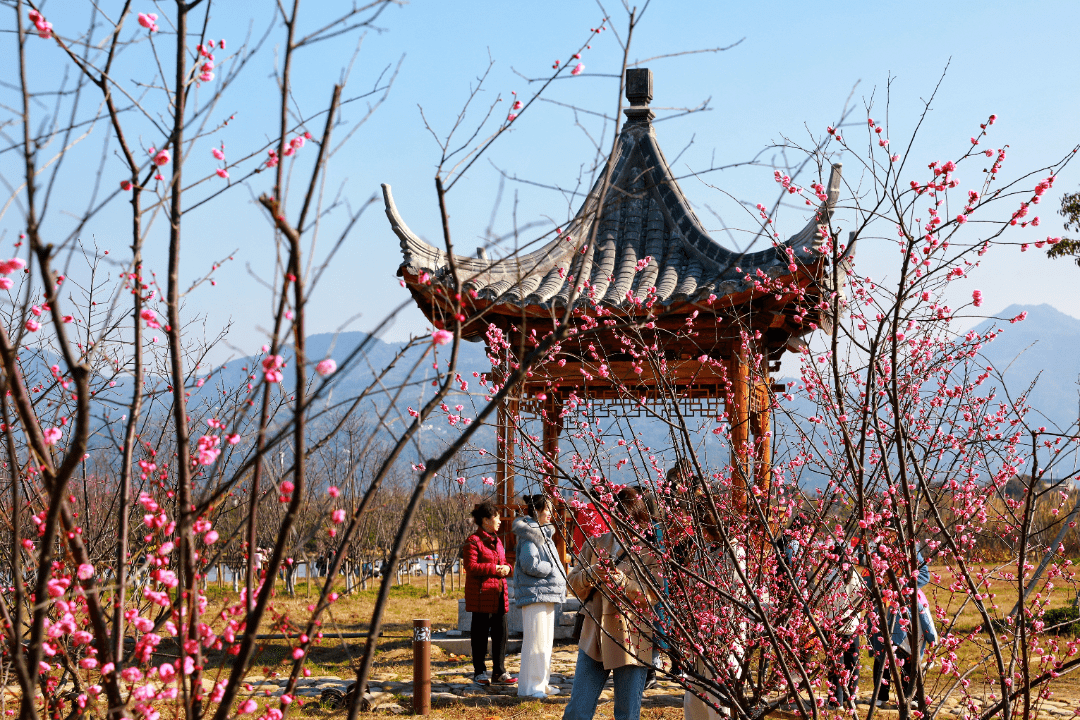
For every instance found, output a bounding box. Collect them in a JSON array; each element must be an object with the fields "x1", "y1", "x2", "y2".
[{"x1": 644, "y1": 669, "x2": 657, "y2": 690}]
